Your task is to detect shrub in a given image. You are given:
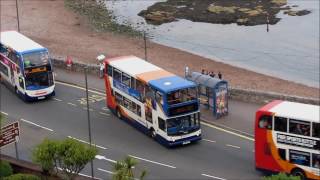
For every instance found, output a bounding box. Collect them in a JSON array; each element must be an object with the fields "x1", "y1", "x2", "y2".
[
  {"x1": 0, "y1": 161, "x2": 13, "y2": 177},
  {"x1": 3, "y1": 173, "x2": 40, "y2": 180},
  {"x1": 32, "y1": 138, "x2": 98, "y2": 179},
  {"x1": 262, "y1": 173, "x2": 300, "y2": 180}
]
